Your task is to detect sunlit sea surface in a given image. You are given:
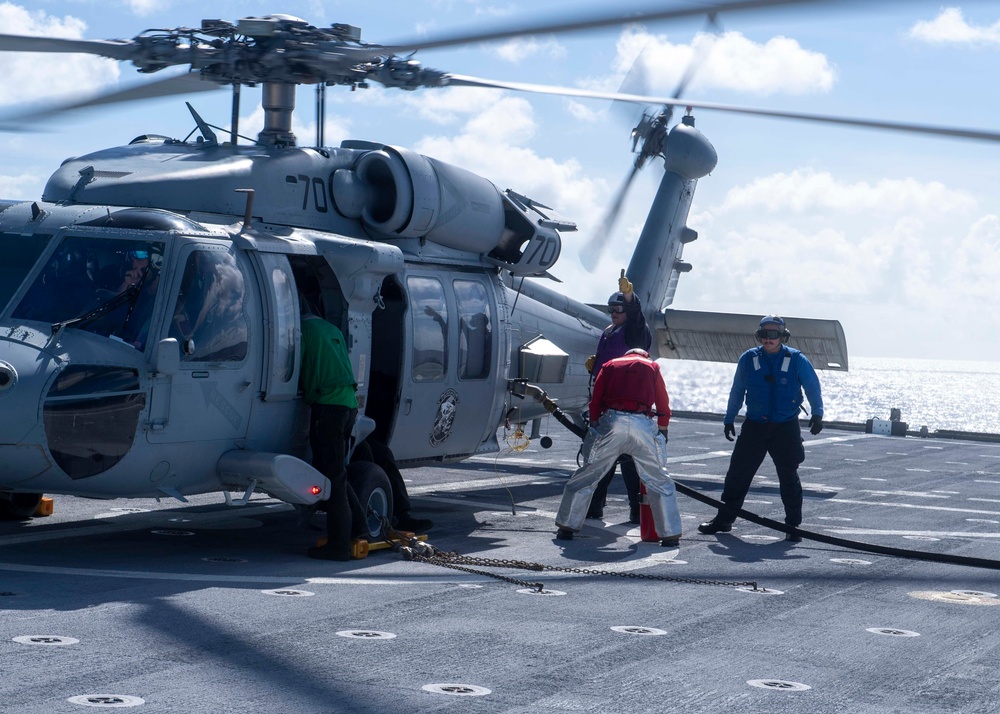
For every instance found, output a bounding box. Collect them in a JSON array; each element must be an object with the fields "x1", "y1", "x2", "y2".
[{"x1": 659, "y1": 356, "x2": 1000, "y2": 436}]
